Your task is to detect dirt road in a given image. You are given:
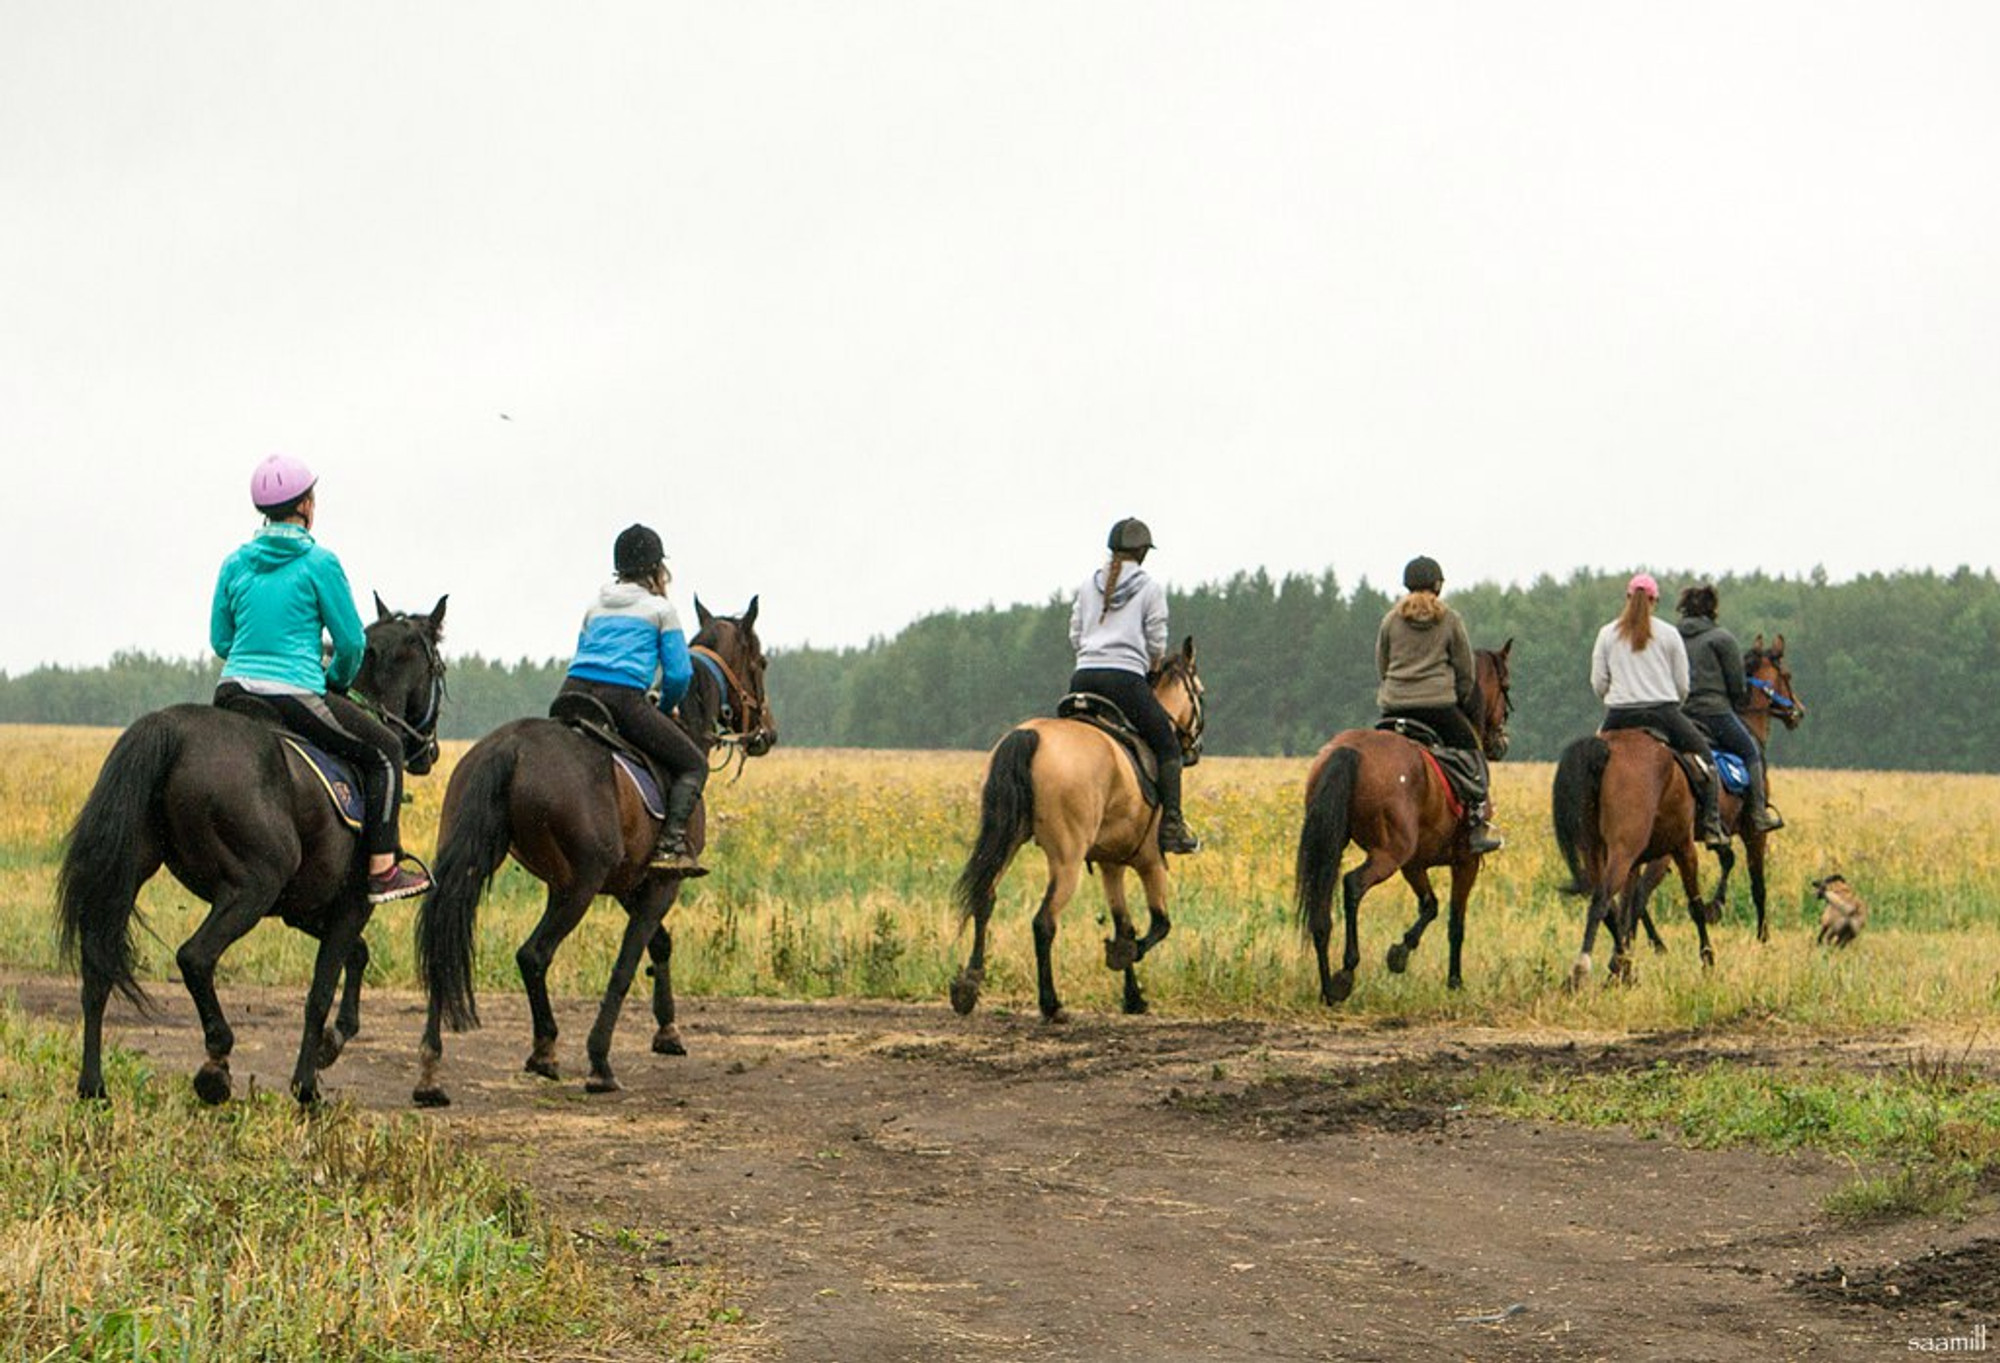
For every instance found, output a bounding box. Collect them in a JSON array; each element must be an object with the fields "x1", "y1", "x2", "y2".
[{"x1": 8, "y1": 969, "x2": 1994, "y2": 1361}]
